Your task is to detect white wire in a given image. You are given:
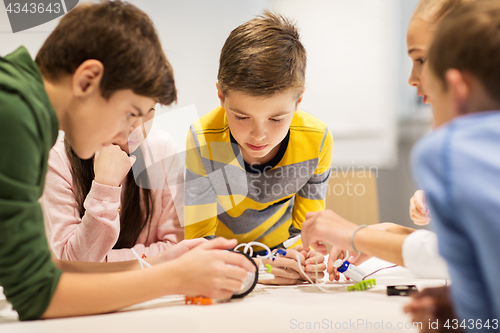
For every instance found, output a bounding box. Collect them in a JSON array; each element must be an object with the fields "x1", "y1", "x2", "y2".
[
  {"x1": 234, "y1": 241, "x2": 341, "y2": 292},
  {"x1": 131, "y1": 248, "x2": 152, "y2": 269},
  {"x1": 234, "y1": 241, "x2": 358, "y2": 293},
  {"x1": 234, "y1": 241, "x2": 272, "y2": 259}
]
